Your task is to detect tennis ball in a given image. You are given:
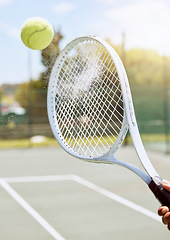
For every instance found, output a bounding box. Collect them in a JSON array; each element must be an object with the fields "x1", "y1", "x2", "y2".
[{"x1": 21, "y1": 17, "x2": 54, "y2": 50}]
